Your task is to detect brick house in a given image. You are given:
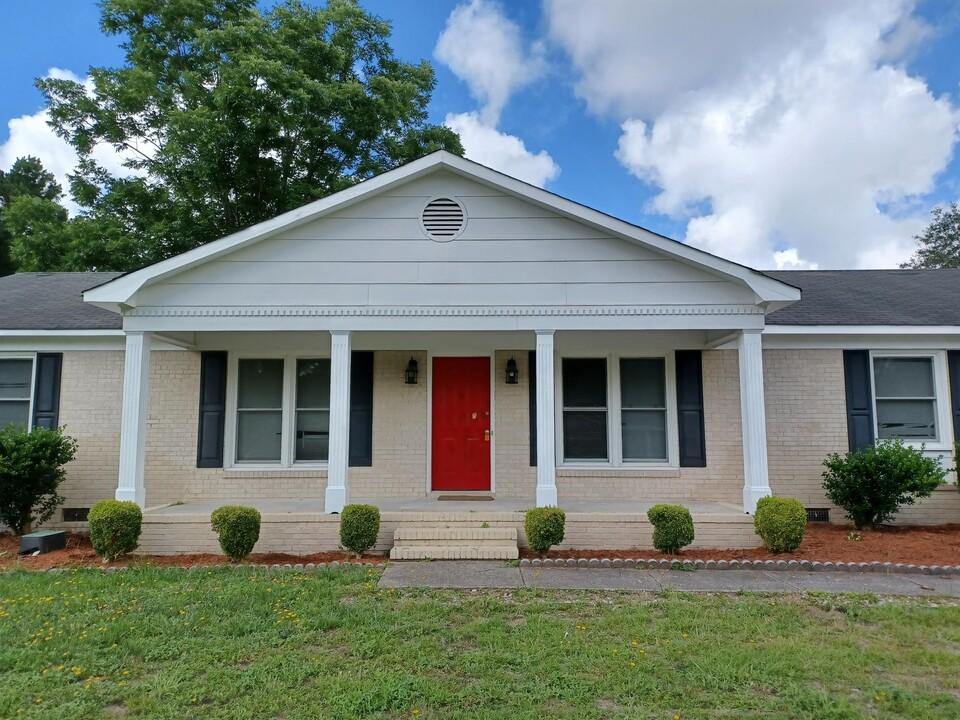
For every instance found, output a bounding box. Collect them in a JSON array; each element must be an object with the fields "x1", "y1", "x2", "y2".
[{"x1": 1, "y1": 152, "x2": 958, "y2": 555}]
